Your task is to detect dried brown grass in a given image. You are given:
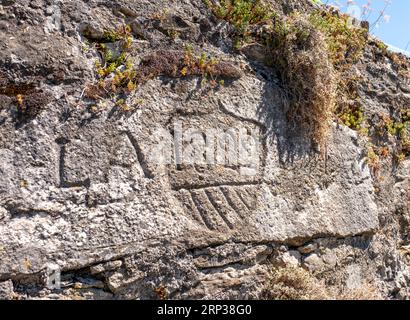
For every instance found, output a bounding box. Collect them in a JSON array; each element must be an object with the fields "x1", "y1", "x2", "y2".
[
  {"x1": 262, "y1": 266, "x2": 382, "y2": 300},
  {"x1": 269, "y1": 14, "x2": 337, "y2": 149}
]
